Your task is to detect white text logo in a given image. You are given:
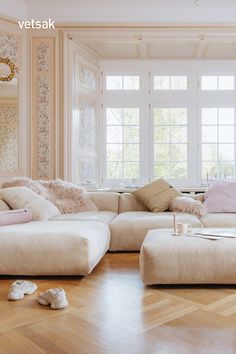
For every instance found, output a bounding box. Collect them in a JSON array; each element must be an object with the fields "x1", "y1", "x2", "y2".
[{"x1": 18, "y1": 18, "x2": 55, "y2": 29}]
